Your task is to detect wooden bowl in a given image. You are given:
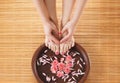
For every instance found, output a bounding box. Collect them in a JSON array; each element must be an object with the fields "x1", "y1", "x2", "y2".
[{"x1": 32, "y1": 43, "x2": 90, "y2": 83}]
